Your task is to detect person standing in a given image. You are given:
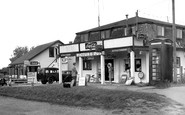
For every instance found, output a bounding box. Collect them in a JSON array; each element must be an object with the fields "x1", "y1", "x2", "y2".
[
  {"x1": 107, "y1": 63, "x2": 113, "y2": 84},
  {"x1": 71, "y1": 63, "x2": 77, "y2": 87}
]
